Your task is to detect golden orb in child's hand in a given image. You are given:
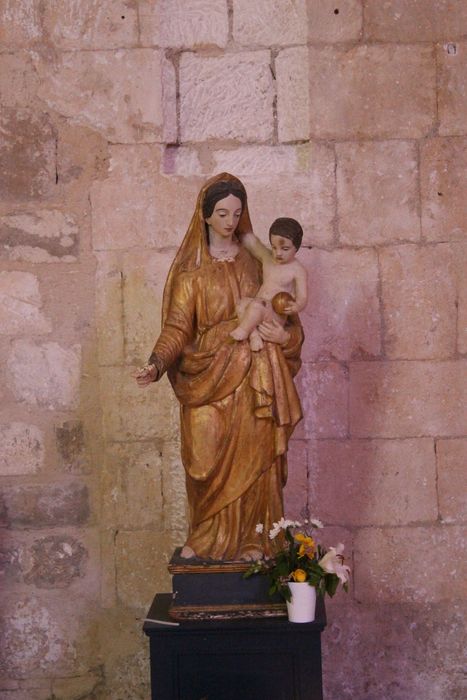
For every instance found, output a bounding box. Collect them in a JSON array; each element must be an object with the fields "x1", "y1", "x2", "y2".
[{"x1": 271, "y1": 291, "x2": 295, "y2": 316}]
